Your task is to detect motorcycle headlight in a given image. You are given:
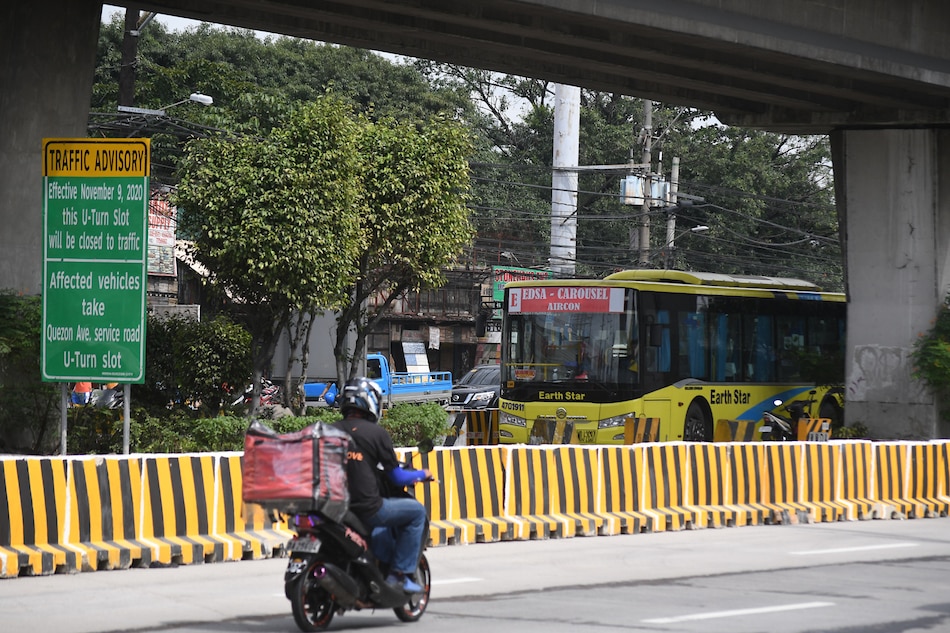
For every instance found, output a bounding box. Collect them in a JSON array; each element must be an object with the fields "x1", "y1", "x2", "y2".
[
  {"x1": 599, "y1": 413, "x2": 635, "y2": 429},
  {"x1": 500, "y1": 412, "x2": 526, "y2": 427}
]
